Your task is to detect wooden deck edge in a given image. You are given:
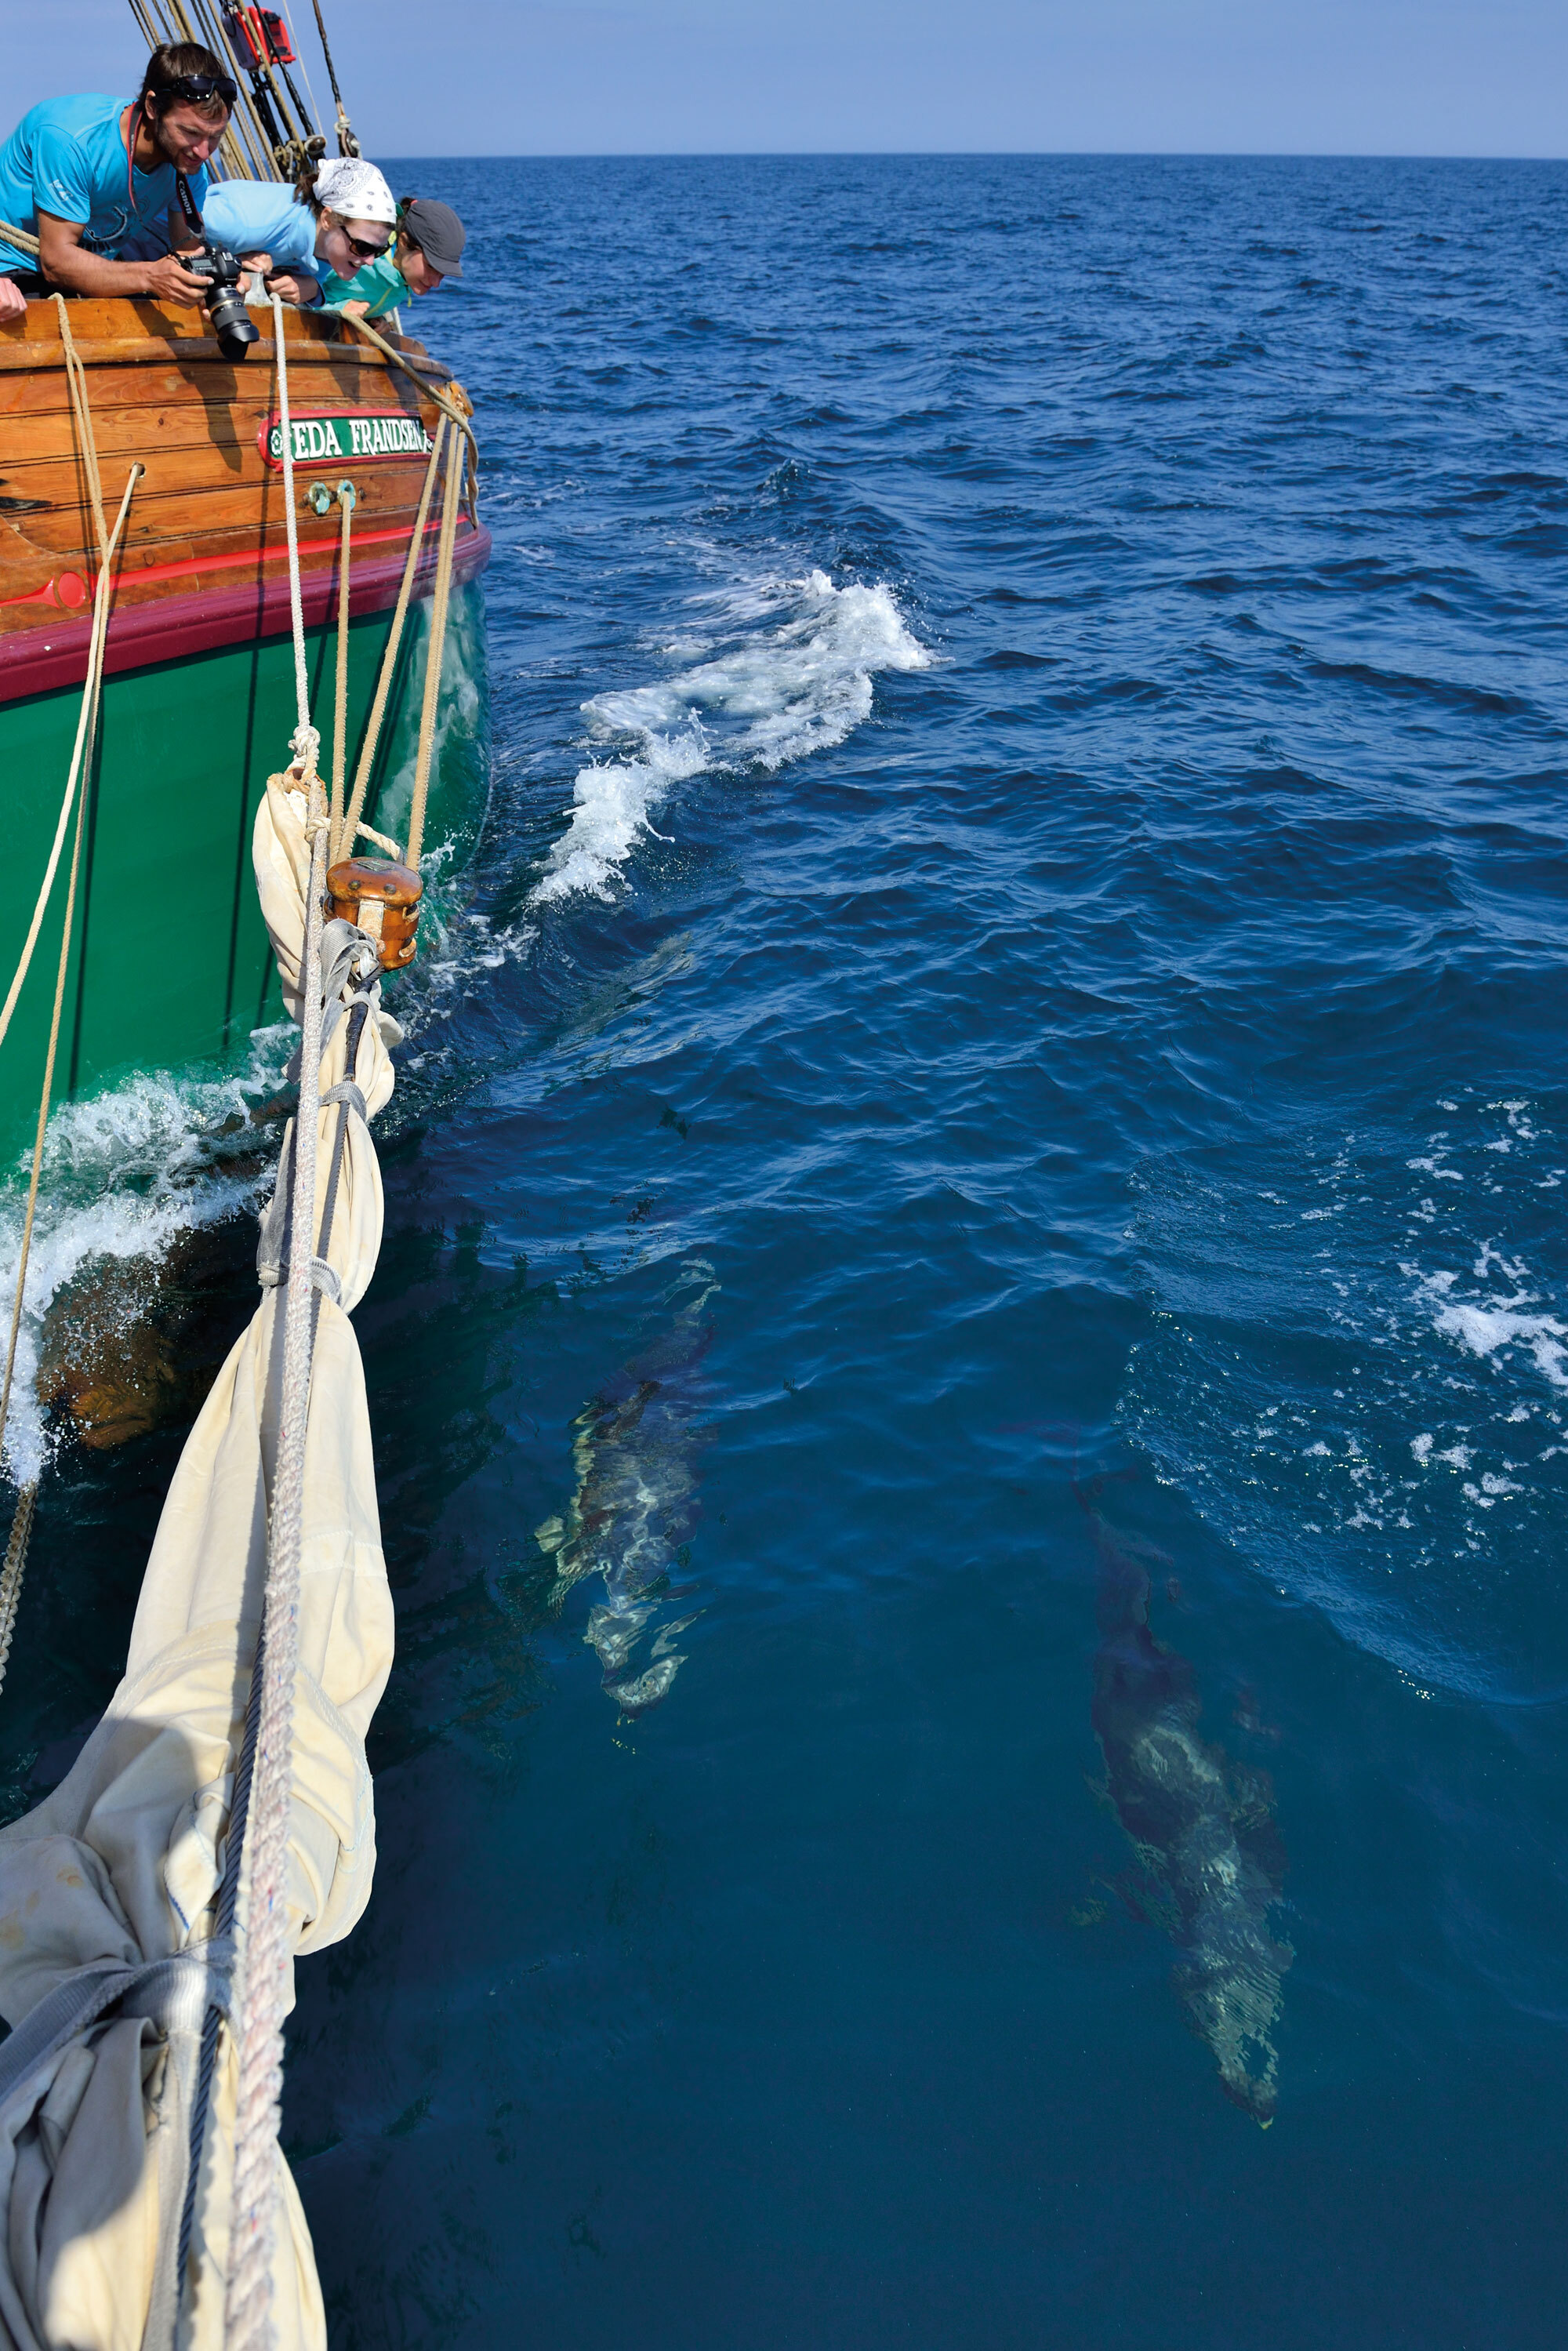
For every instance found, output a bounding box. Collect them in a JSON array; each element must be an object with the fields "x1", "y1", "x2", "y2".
[{"x1": 0, "y1": 336, "x2": 448, "y2": 375}]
